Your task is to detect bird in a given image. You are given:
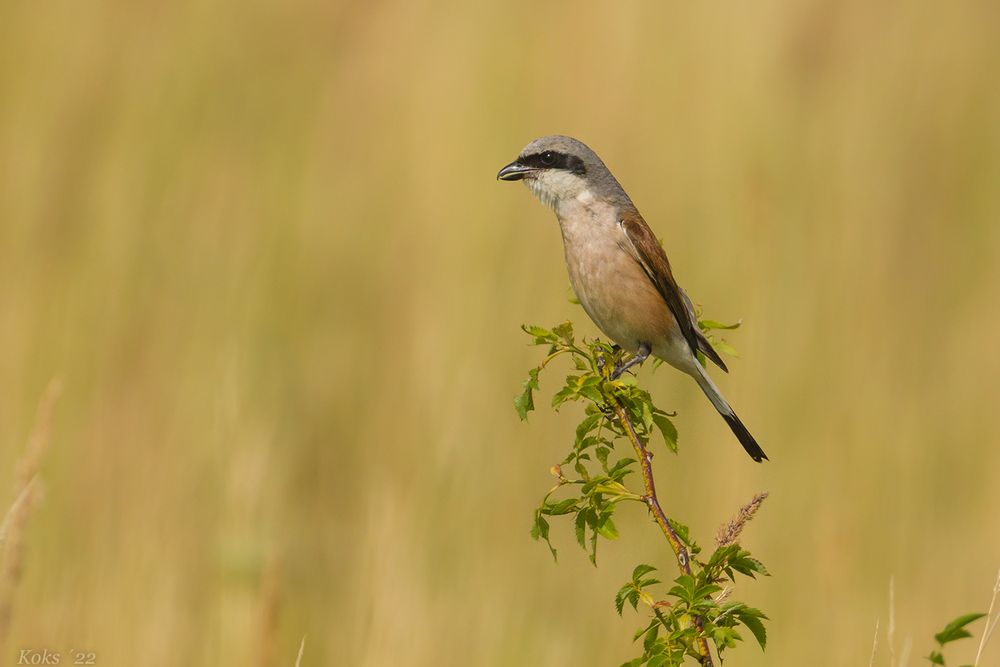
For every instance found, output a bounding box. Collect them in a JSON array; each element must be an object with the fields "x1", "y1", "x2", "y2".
[{"x1": 497, "y1": 135, "x2": 767, "y2": 462}]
